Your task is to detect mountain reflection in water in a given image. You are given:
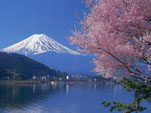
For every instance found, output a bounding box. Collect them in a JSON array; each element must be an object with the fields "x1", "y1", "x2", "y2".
[{"x1": 0, "y1": 83, "x2": 150, "y2": 113}]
